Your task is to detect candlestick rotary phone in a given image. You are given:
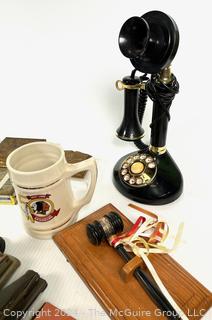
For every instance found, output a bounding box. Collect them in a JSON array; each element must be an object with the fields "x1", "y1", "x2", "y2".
[{"x1": 113, "y1": 11, "x2": 183, "y2": 205}]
